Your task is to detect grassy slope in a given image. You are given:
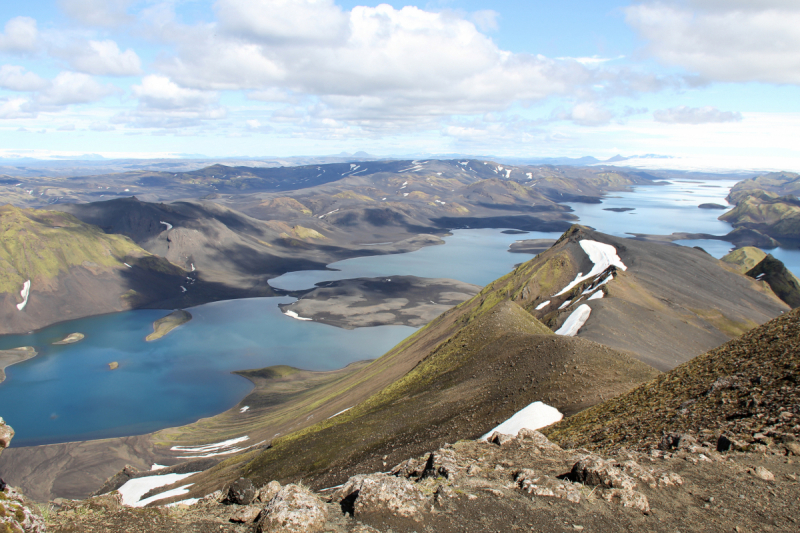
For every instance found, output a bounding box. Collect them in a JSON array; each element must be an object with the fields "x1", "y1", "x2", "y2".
[
  {"x1": 544, "y1": 307, "x2": 800, "y2": 452},
  {"x1": 0, "y1": 205, "x2": 152, "y2": 294},
  {"x1": 720, "y1": 246, "x2": 768, "y2": 274}
]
